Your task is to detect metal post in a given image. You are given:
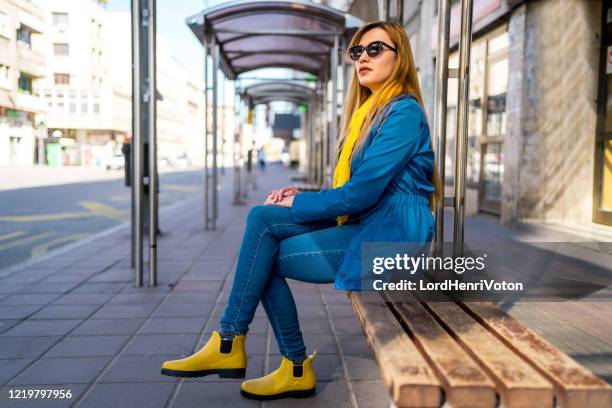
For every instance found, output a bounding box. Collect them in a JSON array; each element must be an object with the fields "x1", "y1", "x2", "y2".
[
  {"x1": 203, "y1": 36, "x2": 210, "y2": 230},
  {"x1": 453, "y1": 0, "x2": 474, "y2": 256},
  {"x1": 212, "y1": 39, "x2": 219, "y2": 230},
  {"x1": 433, "y1": 0, "x2": 451, "y2": 249},
  {"x1": 131, "y1": 0, "x2": 144, "y2": 287},
  {"x1": 330, "y1": 35, "x2": 339, "y2": 180},
  {"x1": 307, "y1": 94, "x2": 314, "y2": 184},
  {"x1": 147, "y1": 0, "x2": 157, "y2": 287},
  {"x1": 233, "y1": 88, "x2": 244, "y2": 205}
]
